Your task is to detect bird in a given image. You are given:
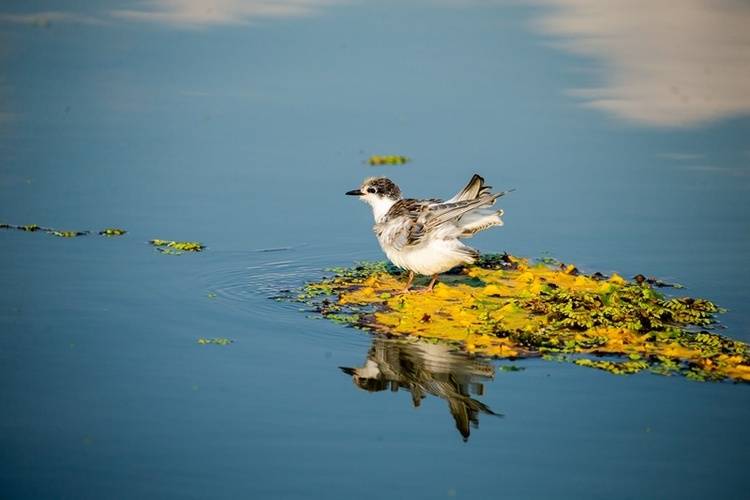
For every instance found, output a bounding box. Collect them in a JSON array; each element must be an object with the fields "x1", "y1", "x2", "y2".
[{"x1": 345, "y1": 174, "x2": 511, "y2": 292}]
